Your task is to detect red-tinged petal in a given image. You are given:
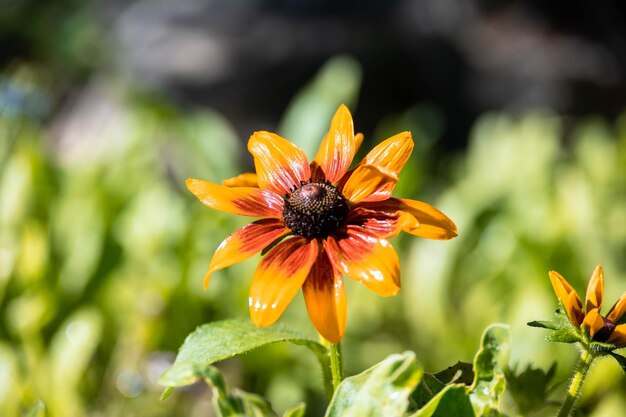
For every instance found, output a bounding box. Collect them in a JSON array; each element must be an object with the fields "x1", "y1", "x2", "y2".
[
  {"x1": 564, "y1": 291, "x2": 585, "y2": 329},
  {"x1": 585, "y1": 265, "x2": 604, "y2": 313},
  {"x1": 607, "y1": 324, "x2": 626, "y2": 347},
  {"x1": 312, "y1": 104, "x2": 356, "y2": 184},
  {"x1": 359, "y1": 198, "x2": 457, "y2": 240},
  {"x1": 203, "y1": 219, "x2": 289, "y2": 288},
  {"x1": 222, "y1": 173, "x2": 259, "y2": 188},
  {"x1": 324, "y1": 228, "x2": 400, "y2": 297},
  {"x1": 607, "y1": 291, "x2": 626, "y2": 323},
  {"x1": 346, "y1": 207, "x2": 403, "y2": 239},
  {"x1": 360, "y1": 131, "x2": 414, "y2": 177},
  {"x1": 549, "y1": 271, "x2": 584, "y2": 327},
  {"x1": 249, "y1": 237, "x2": 318, "y2": 327},
  {"x1": 186, "y1": 178, "x2": 283, "y2": 217},
  {"x1": 342, "y1": 164, "x2": 398, "y2": 203},
  {"x1": 319, "y1": 132, "x2": 364, "y2": 183},
  {"x1": 248, "y1": 131, "x2": 310, "y2": 195},
  {"x1": 582, "y1": 308, "x2": 604, "y2": 337},
  {"x1": 302, "y1": 249, "x2": 347, "y2": 344}
]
